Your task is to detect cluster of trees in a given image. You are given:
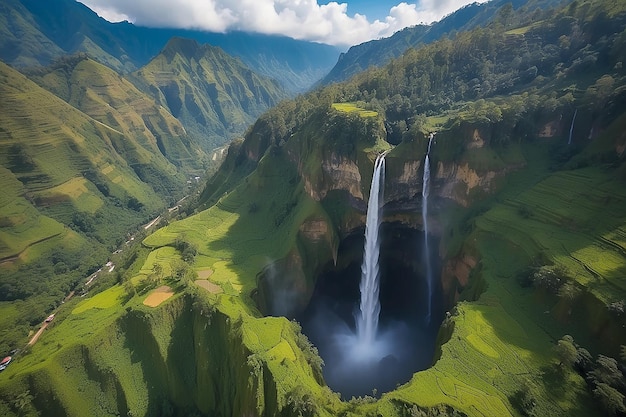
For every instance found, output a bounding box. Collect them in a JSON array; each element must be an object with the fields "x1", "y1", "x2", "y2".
[
  {"x1": 291, "y1": 320, "x2": 324, "y2": 384},
  {"x1": 393, "y1": 400, "x2": 467, "y2": 417},
  {"x1": 555, "y1": 335, "x2": 626, "y2": 416},
  {"x1": 355, "y1": 1, "x2": 622, "y2": 109},
  {"x1": 521, "y1": 263, "x2": 582, "y2": 300}
]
